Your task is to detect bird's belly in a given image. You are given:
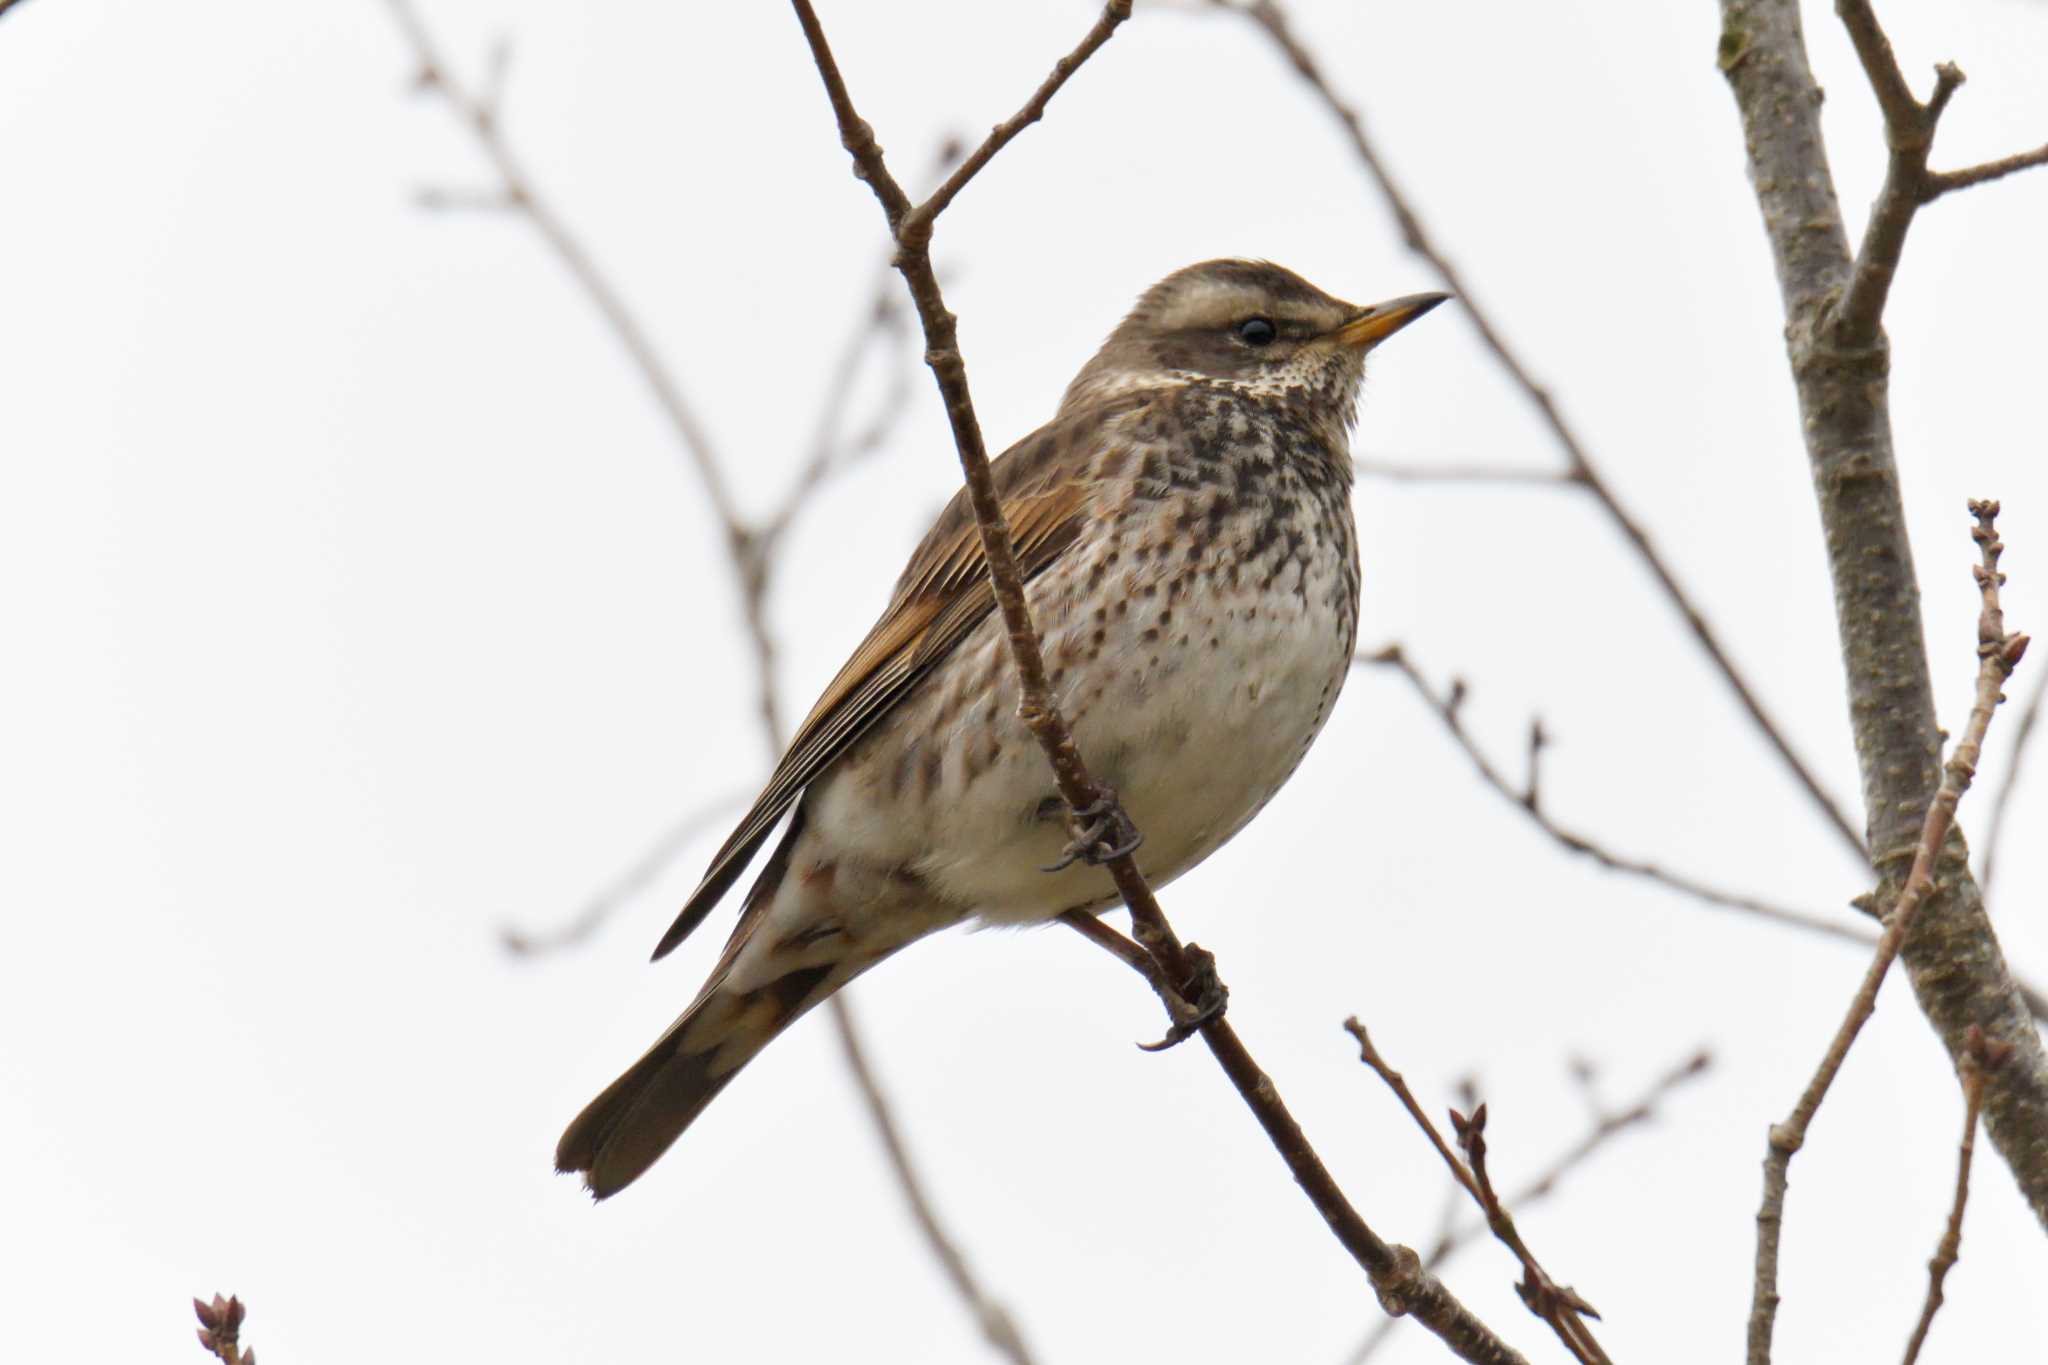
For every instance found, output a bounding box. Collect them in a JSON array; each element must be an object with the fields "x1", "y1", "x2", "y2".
[{"x1": 905, "y1": 554, "x2": 1357, "y2": 922}]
